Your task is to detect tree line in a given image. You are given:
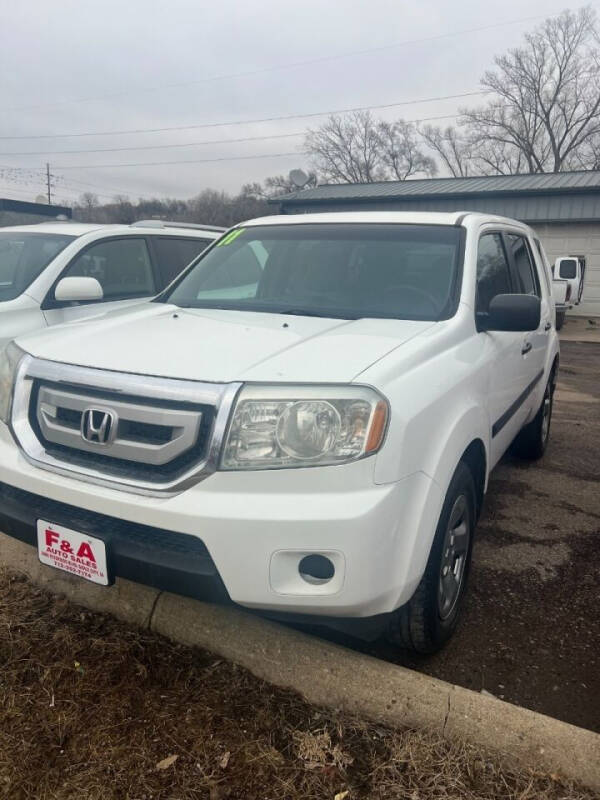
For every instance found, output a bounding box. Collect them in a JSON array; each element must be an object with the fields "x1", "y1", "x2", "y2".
[{"x1": 73, "y1": 7, "x2": 600, "y2": 226}]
